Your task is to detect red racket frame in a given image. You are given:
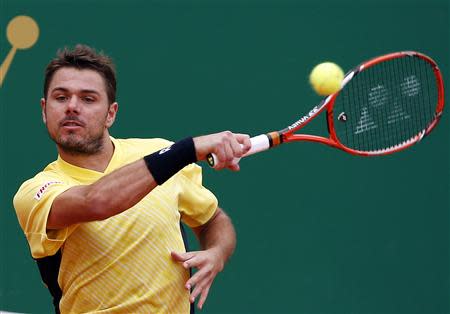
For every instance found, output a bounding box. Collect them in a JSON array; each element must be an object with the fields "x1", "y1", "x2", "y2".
[
  {"x1": 207, "y1": 51, "x2": 445, "y2": 168},
  {"x1": 269, "y1": 51, "x2": 445, "y2": 156}
]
